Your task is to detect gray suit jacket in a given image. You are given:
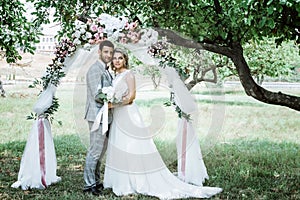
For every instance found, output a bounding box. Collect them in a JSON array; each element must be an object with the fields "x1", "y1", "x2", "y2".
[{"x1": 84, "y1": 60, "x2": 113, "y2": 123}]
